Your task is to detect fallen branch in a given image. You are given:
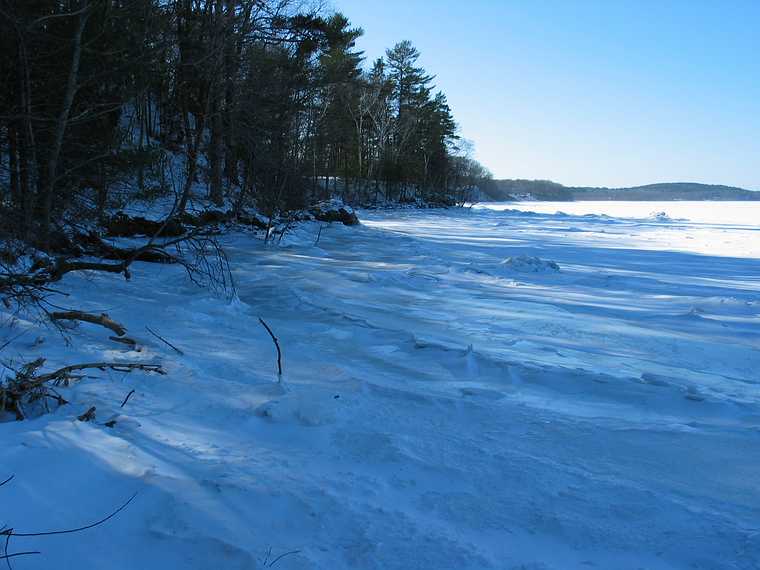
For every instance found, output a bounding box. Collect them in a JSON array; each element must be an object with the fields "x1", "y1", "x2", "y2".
[
  {"x1": 49, "y1": 308, "x2": 138, "y2": 349},
  {"x1": 258, "y1": 318, "x2": 282, "y2": 380},
  {"x1": 50, "y1": 311, "x2": 126, "y2": 337},
  {"x1": 34, "y1": 362, "x2": 164, "y2": 386},
  {"x1": 1, "y1": 223, "x2": 232, "y2": 317},
  {"x1": 1, "y1": 360, "x2": 164, "y2": 420}
]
